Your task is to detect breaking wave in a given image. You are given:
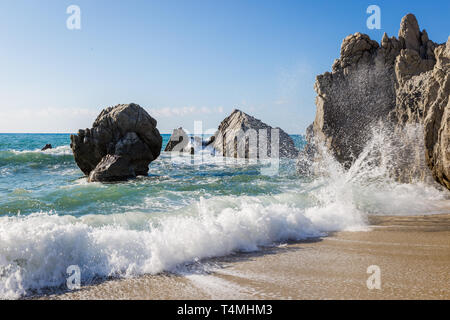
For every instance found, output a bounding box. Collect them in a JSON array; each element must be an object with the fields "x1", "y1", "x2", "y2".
[
  {"x1": 0, "y1": 129, "x2": 449, "y2": 299},
  {"x1": 0, "y1": 146, "x2": 73, "y2": 167}
]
